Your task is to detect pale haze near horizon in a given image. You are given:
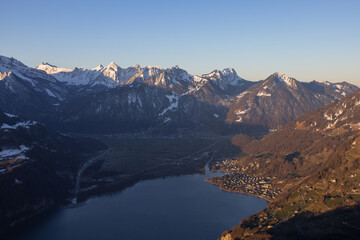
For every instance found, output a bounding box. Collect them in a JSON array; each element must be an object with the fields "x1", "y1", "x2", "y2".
[{"x1": 1, "y1": 0, "x2": 359, "y2": 85}]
